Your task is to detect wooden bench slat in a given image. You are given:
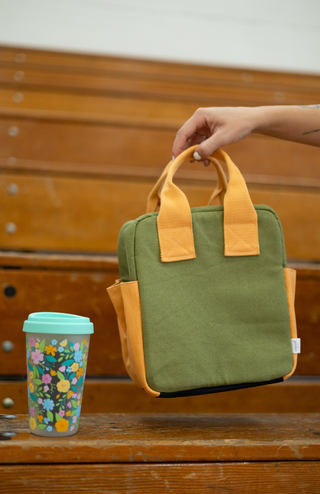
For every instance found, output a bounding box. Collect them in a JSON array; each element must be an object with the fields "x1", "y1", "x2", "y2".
[
  {"x1": 0, "y1": 266, "x2": 125, "y2": 376},
  {"x1": 0, "y1": 87, "x2": 318, "y2": 129},
  {"x1": 0, "y1": 87, "x2": 198, "y2": 129},
  {"x1": 1, "y1": 64, "x2": 320, "y2": 105},
  {"x1": 1, "y1": 45, "x2": 320, "y2": 93},
  {"x1": 1, "y1": 462, "x2": 320, "y2": 493},
  {"x1": 1, "y1": 119, "x2": 320, "y2": 184},
  {"x1": 0, "y1": 250, "x2": 119, "y2": 270},
  {"x1": 1, "y1": 413, "x2": 320, "y2": 463},
  {"x1": 0, "y1": 271, "x2": 319, "y2": 375},
  {"x1": 1, "y1": 379, "x2": 320, "y2": 414},
  {"x1": 0, "y1": 255, "x2": 318, "y2": 376},
  {"x1": 1, "y1": 172, "x2": 319, "y2": 259}
]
